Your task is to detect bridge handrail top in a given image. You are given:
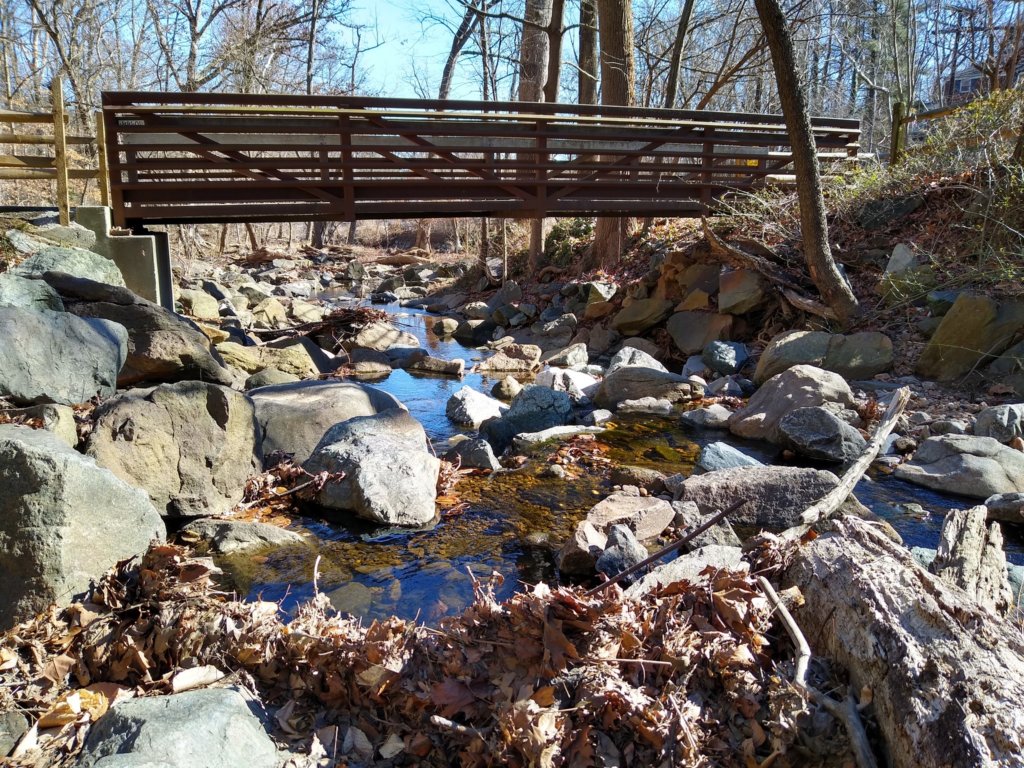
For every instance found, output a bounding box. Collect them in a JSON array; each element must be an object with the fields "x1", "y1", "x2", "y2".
[
  {"x1": 103, "y1": 105, "x2": 859, "y2": 137},
  {"x1": 101, "y1": 91, "x2": 860, "y2": 131}
]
